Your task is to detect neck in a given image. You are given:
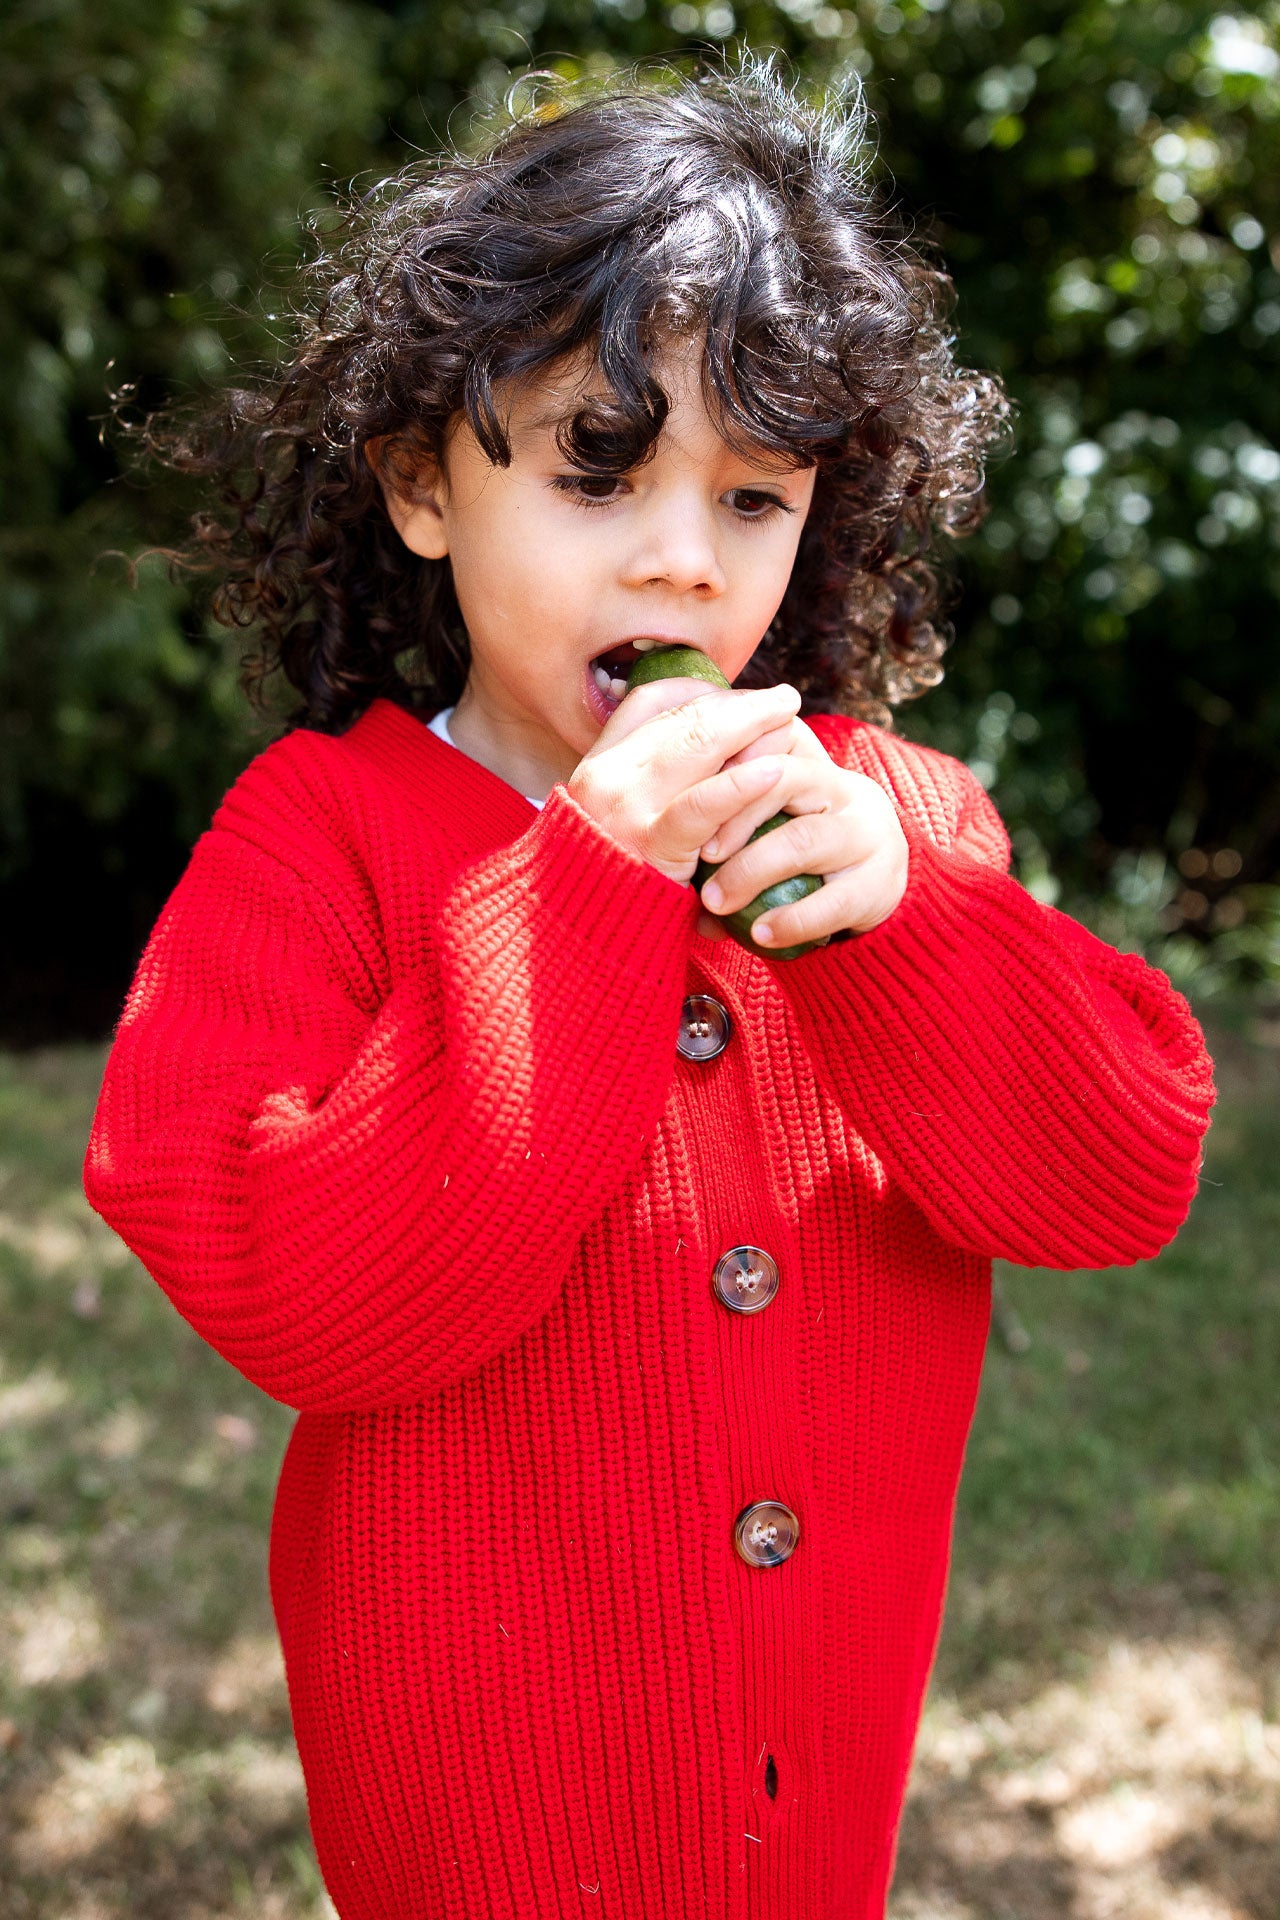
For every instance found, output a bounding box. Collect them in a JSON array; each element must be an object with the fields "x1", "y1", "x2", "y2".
[{"x1": 448, "y1": 686, "x2": 577, "y2": 802}]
